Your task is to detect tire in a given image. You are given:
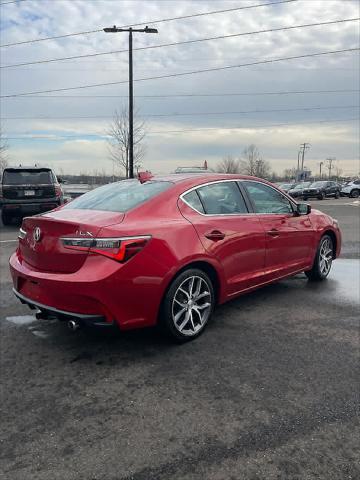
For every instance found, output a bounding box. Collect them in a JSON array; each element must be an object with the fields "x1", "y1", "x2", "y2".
[
  {"x1": 303, "y1": 197, "x2": 308, "y2": 201},
  {"x1": 350, "y1": 189, "x2": 359, "y2": 198},
  {"x1": 1, "y1": 211, "x2": 13, "y2": 226},
  {"x1": 317, "y1": 193, "x2": 324, "y2": 200},
  {"x1": 305, "y1": 234, "x2": 334, "y2": 281},
  {"x1": 160, "y1": 268, "x2": 215, "y2": 342},
  {"x1": 335, "y1": 191, "x2": 340, "y2": 199}
]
